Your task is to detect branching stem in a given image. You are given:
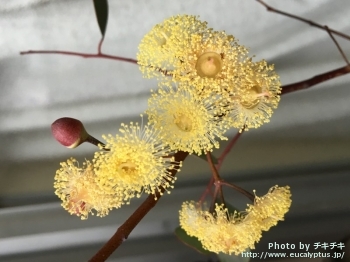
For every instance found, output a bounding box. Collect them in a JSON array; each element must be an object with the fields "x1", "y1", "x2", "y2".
[
  {"x1": 324, "y1": 26, "x2": 350, "y2": 66},
  {"x1": 220, "y1": 181, "x2": 255, "y2": 202},
  {"x1": 281, "y1": 65, "x2": 350, "y2": 95},
  {"x1": 89, "y1": 151, "x2": 188, "y2": 262},
  {"x1": 217, "y1": 130, "x2": 244, "y2": 171},
  {"x1": 256, "y1": 0, "x2": 350, "y2": 41},
  {"x1": 257, "y1": 0, "x2": 350, "y2": 94},
  {"x1": 20, "y1": 50, "x2": 138, "y2": 64},
  {"x1": 210, "y1": 185, "x2": 220, "y2": 213},
  {"x1": 199, "y1": 176, "x2": 214, "y2": 204},
  {"x1": 206, "y1": 152, "x2": 225, "y2": 208}
]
